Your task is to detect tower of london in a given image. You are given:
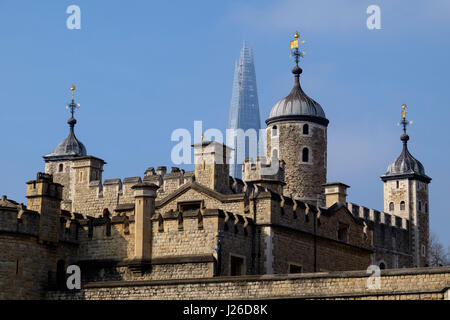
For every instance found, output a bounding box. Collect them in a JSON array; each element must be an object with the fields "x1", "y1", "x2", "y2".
[{"x1": 0, "y1": 33, "x2": 444, "y2": 301}]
